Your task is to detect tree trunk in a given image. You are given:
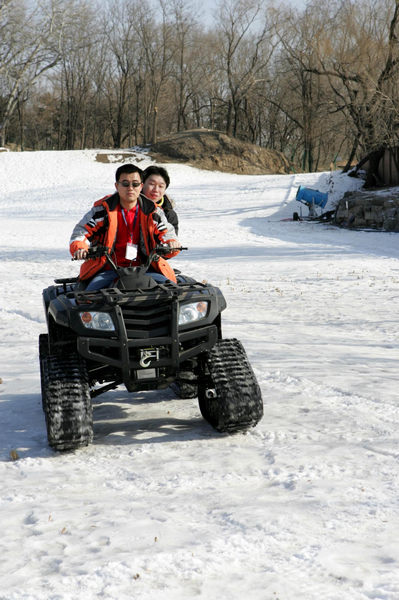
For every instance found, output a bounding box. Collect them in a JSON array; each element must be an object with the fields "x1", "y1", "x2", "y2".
[{"x1": 152, "y1": 106, "x2": 158, "y2": 144}]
